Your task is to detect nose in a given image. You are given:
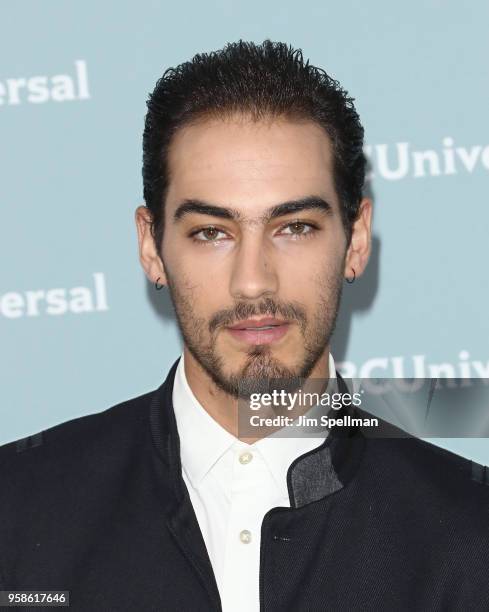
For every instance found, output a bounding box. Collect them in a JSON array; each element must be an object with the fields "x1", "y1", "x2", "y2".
[{"x1": 229, "y1": 233, "x2": 279, "y2": 300}]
